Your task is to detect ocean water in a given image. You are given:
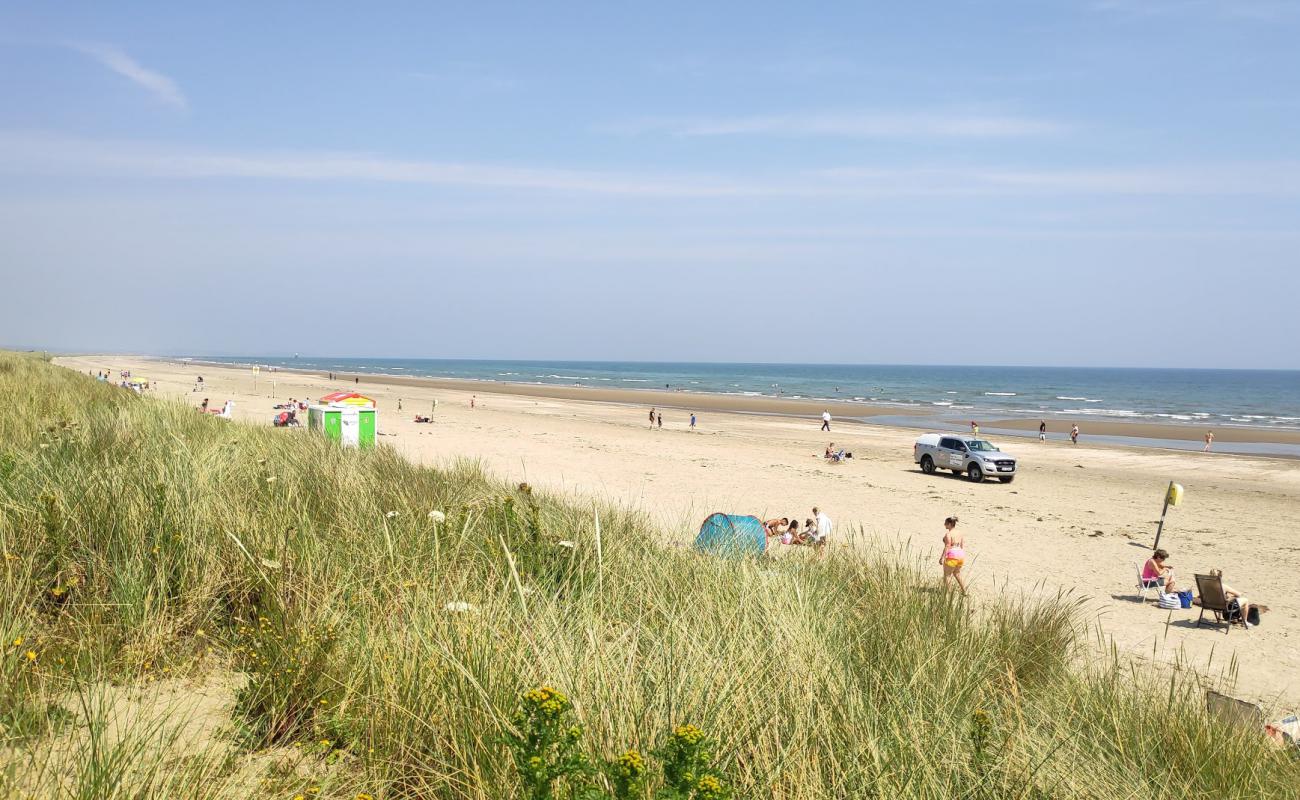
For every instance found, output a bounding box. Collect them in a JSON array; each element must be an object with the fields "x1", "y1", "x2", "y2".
[{"x1": 193, "y1": 357, "x2": 1300, "y2": 432}]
